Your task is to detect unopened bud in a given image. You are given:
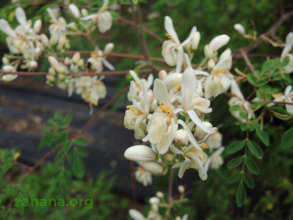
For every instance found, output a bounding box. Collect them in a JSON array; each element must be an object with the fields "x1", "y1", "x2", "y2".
[
  {"x1": 178, "y1": 185, "x2": 185, "y2": 193},
  {"x1": 124, "y1": 145, "x2": 156, "y2": 162},
  {"x1": 208, "y1": 59, "x2": 215, "y2": 69},
  {"x1": 104, "y1": 43, "x2": 114, "y2": 54},
  {"x1": 209, "y1": 34, "x2": 230, "y2": 51},
  {"x1": 140, "y1": 162, "x2": 163, "y2": 175},
  {"x1": 72, "y1": 52, "x2": 80, "y2": 63},
  {"x1": 175, "y1": 129, "x2": 188, "y2": 145},
  {"x1": 34, "y1": 19, "x2": 42, "y2": 33},
  {"x1": 234, "y1": 24, "x2": 245, "y2": 35},
  {"x1": 69, "y1": 4, "x2": 80, "y2": 18},
  {"x1": 159, "y1": 70, "x2": 167, "y2": 79}
]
